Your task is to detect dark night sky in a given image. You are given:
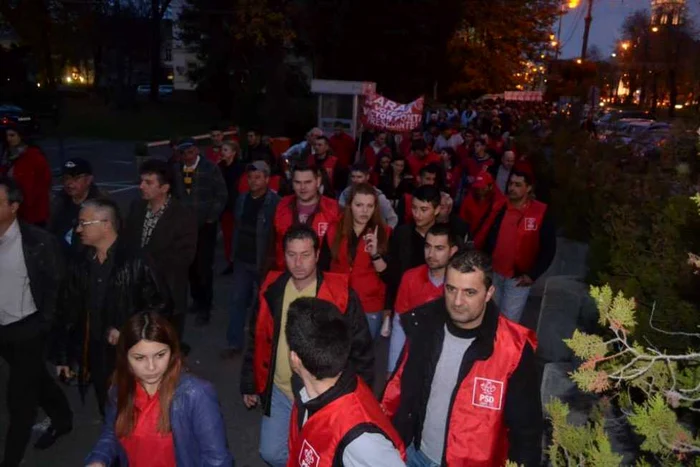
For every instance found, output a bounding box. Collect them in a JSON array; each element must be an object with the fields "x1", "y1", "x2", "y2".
[{"x1": 560, "y1": 0, "x2": 700, "y2": 58}]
